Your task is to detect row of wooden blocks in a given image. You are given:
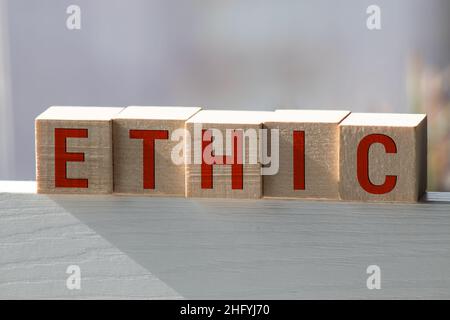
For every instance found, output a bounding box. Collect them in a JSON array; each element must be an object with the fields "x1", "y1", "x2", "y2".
[{"x1": 35, "y1": 106, "x2": 427, "y2": 202}]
